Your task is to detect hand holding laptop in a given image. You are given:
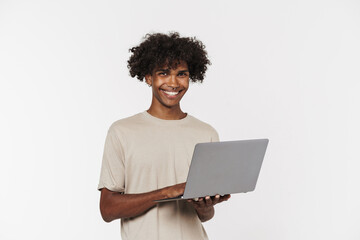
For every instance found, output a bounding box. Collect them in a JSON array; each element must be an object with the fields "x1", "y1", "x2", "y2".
[
  {"x1": 187, "y1": 194, "x2": 231, "y2": 207},
  {"x1": 187, "y1": 194, "x2": 231, "y2": 222}
]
